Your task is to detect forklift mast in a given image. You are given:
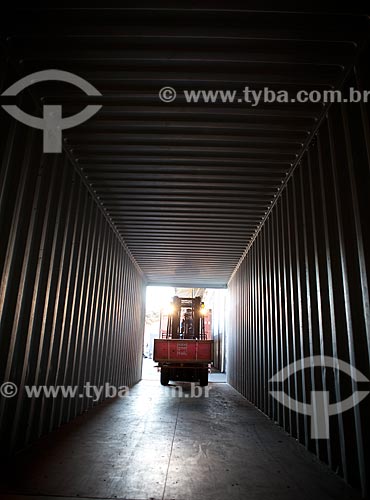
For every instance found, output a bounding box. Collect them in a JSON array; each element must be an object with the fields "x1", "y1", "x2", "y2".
[{"x1": 165, "y1": 296, "x2": 206, "y2": 340}]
